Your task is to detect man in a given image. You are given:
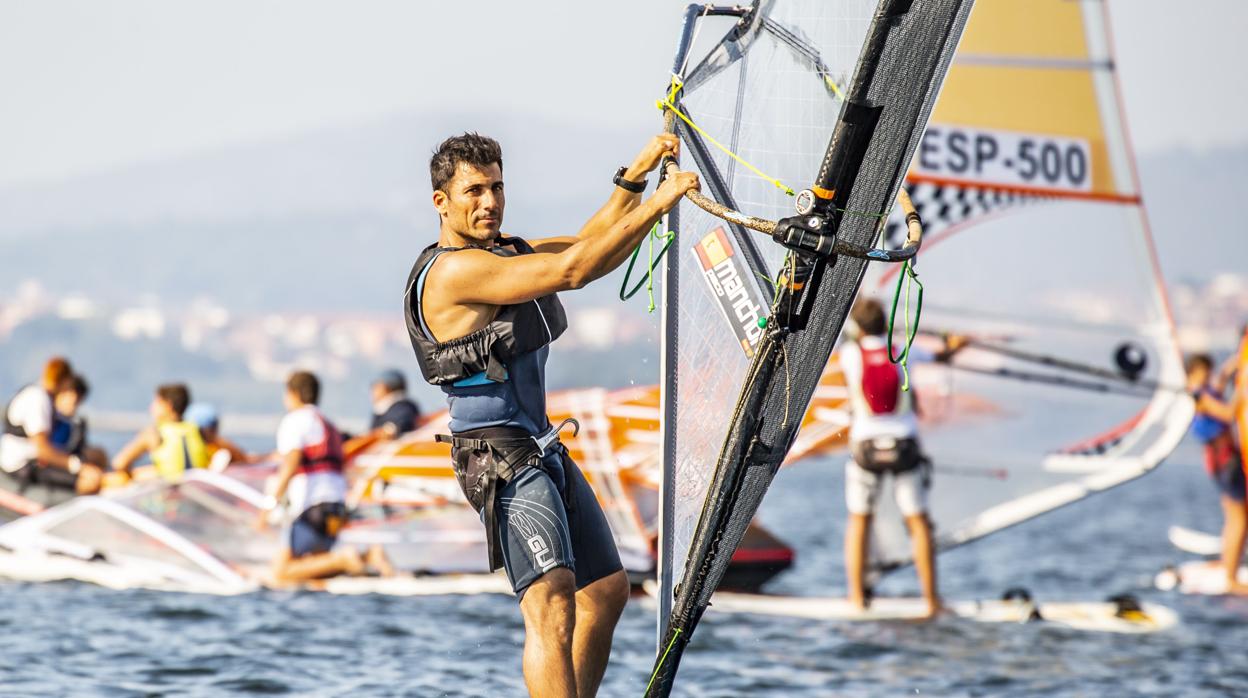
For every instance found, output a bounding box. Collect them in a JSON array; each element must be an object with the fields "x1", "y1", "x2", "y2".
[
  {"x1": 0, "y1": 357, "x2": 103, "y2": 500},
  {"x1": 261, "y1": 371, "x2": 391, "y2": 584},
  {"x1": 407, "y1": 132, "x2": 697, "y2": 696},
  {"x1": 840, "y1": 298, "x2": 963, "y2": 619},
  {"x1": 342, "y1": 369, "x2": 422, "y2": 458},
  {"x1": 112, "y1": 383, "x2": 209, "y2": 481},
  {"x1": 1186, "y1": 353, "x2": 1248, "y2": 594}
]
